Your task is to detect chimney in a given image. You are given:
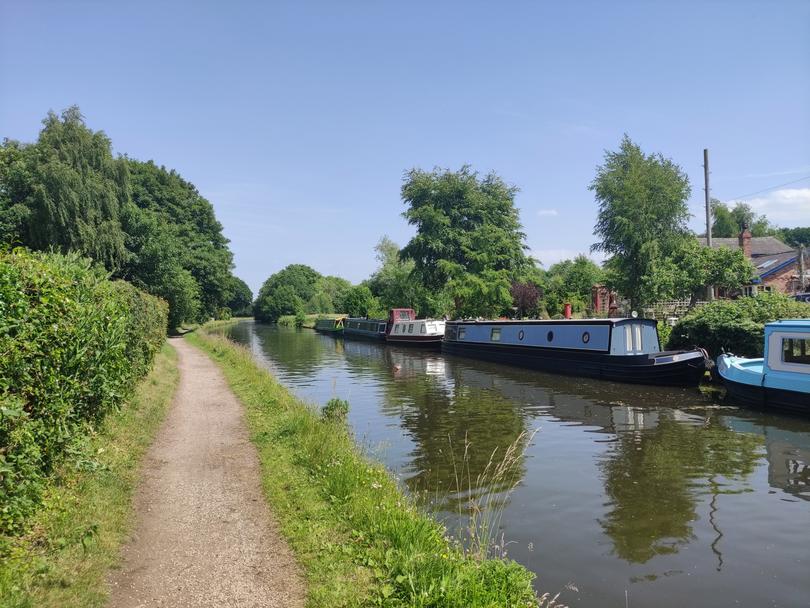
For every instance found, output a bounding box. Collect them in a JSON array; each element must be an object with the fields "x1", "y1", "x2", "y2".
[{"x1": 739, "y1": 223, "x2": 752, "y2": 258}]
